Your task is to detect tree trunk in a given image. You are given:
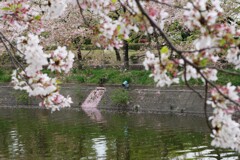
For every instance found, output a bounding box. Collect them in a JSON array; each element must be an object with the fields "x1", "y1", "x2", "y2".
[
  {"x1": 77, "y1": 44, "x2": 83, "y2": 69},
  {"x1": 122, "y1": 8, "x2": 129, "y2": 69},
  {"x1": 123, "y1": 40, "x2": 129, "y2": 69},
  {"x1": 114, "y1": 47, "x2": 121, "y2": 61}
]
